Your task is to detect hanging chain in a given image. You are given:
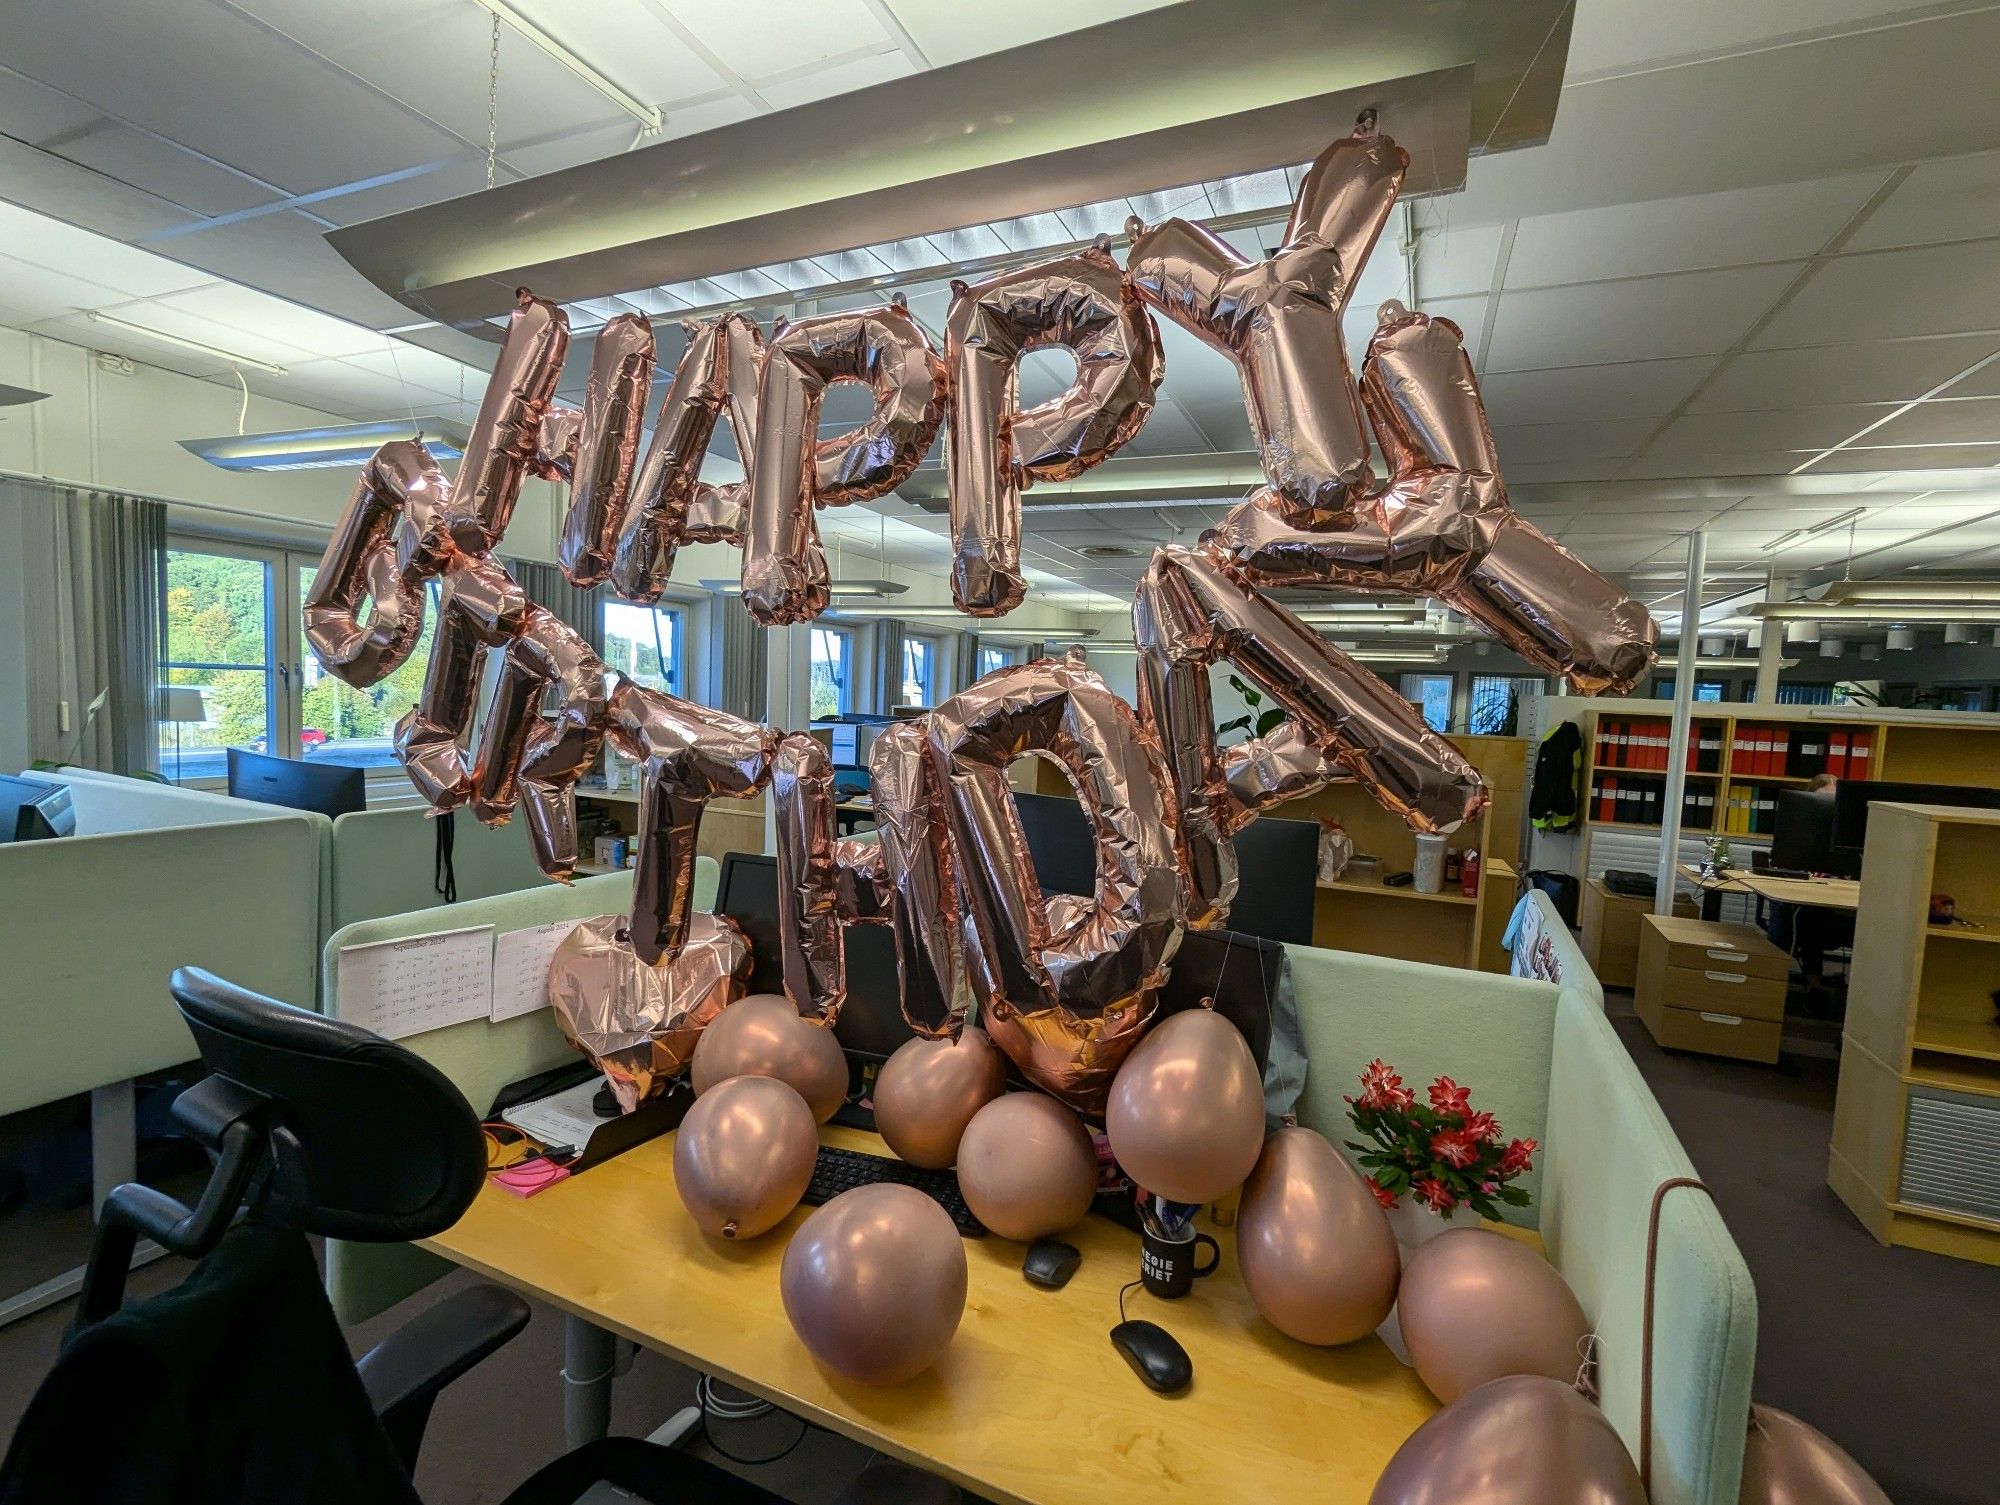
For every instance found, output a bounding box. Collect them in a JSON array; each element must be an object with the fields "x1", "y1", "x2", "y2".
[{"x1": 485, "y1": 13, "x2": 501, "y2": 190}]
